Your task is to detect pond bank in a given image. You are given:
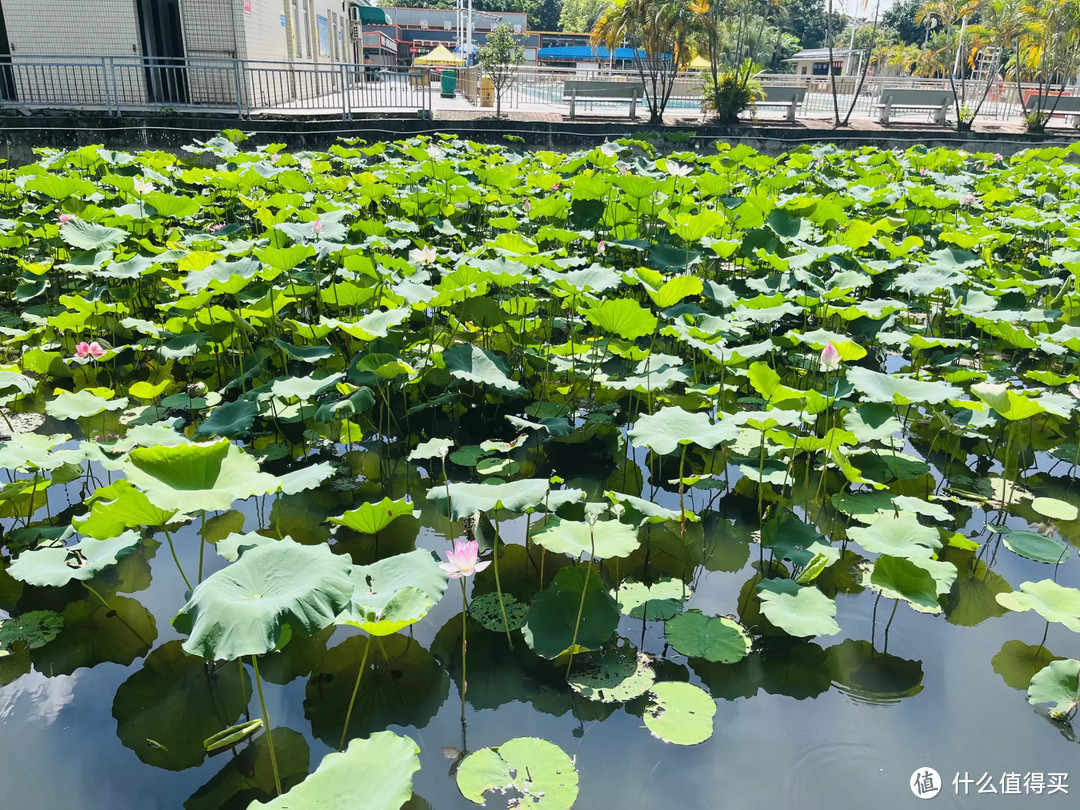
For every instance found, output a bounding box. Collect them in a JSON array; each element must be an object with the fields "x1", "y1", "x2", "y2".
[{"x1": 1, "y1": 111, "x2": 1077, "y2": 163}]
